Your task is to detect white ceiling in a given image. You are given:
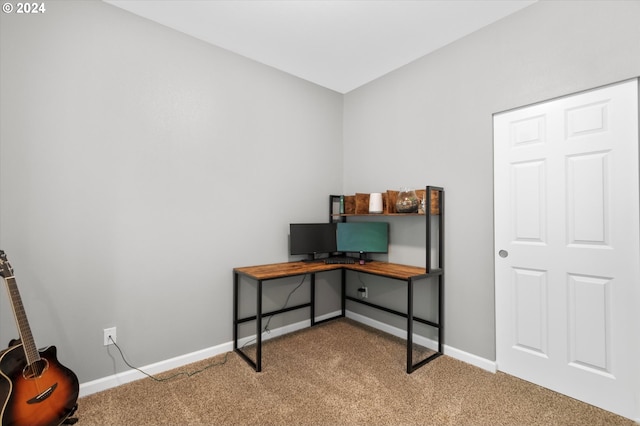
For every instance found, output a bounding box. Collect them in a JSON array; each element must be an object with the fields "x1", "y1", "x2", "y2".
[{"x1": 105, "y1": 0, "x2": 536, "y2": 93}]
